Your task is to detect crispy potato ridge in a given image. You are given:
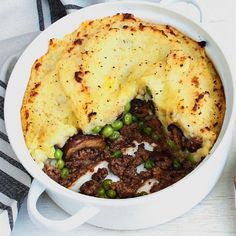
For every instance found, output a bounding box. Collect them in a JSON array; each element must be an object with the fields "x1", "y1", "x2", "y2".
[{"x1": 21, "y1": 13, "x2": 225, "y2": 165}]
